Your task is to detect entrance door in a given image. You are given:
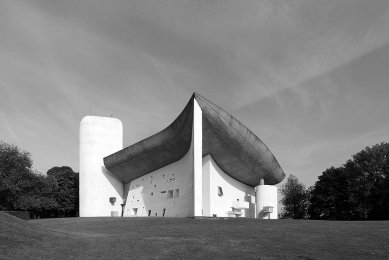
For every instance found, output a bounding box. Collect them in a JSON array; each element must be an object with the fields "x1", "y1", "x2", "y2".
[
  {"x1": 148, "y1": 210, "x2": 151, "y2": 216},
  {"x1": 162, "y1": 208, "x2": 166, "y2": 217}
]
